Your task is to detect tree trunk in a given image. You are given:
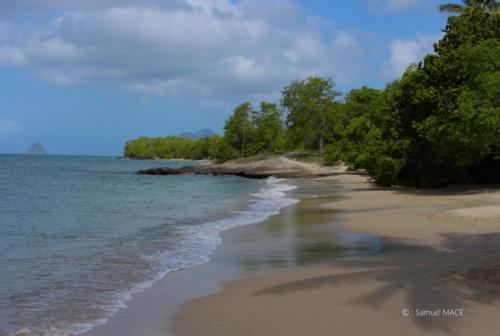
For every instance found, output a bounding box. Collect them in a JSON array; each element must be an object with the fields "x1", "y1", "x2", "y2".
[
  {"x1": 241, "y1": 131, "x2": 246, "y2": 156},
  {"x1": 319, "y1": 132, "x2": 324, "y2": 156}
]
